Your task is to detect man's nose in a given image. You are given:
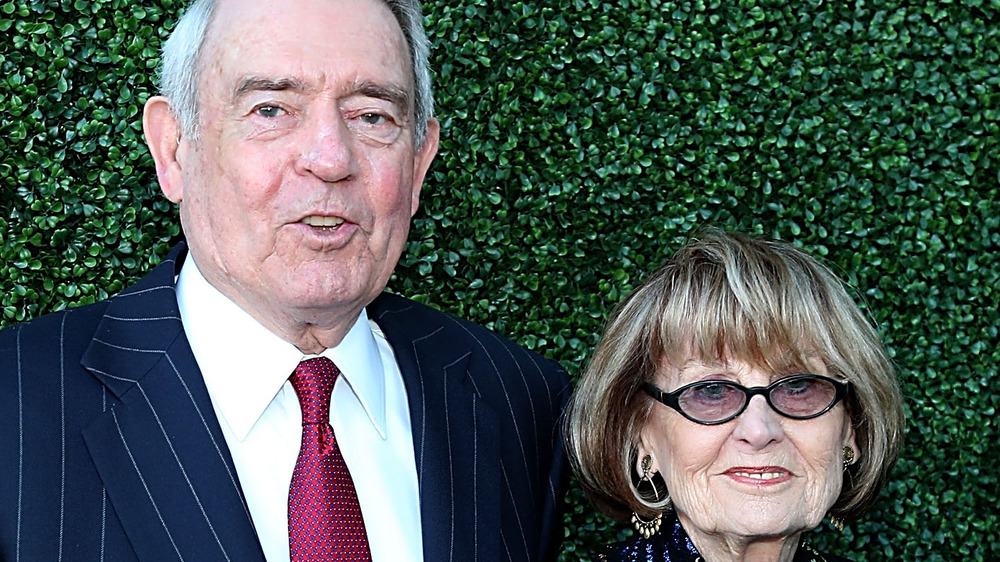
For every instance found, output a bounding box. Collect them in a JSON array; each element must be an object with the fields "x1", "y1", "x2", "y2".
[
  {"x1": 295, "y1": 113, "x2": 357, "y2": 183},
  {"x1": 732, "y1": 395, "x2": 785, "y2": 448}
]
